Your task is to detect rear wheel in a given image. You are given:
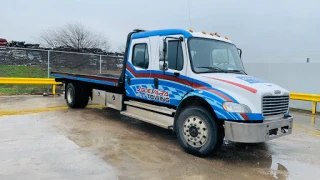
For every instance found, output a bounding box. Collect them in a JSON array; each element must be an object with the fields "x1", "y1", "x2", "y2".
[
  {"x1": 66, "y1": 83, "x2": 89, "y2": 108},
  {"x1": 176, "y1": 106, "x2": 223, "y2": 157}
]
